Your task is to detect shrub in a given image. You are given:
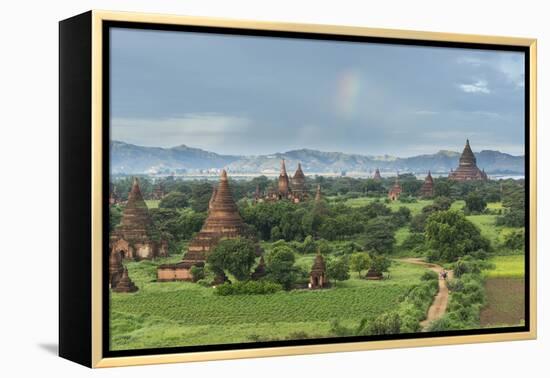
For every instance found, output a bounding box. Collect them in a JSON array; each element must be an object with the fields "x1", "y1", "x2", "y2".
[
  {"x1": 190, "y1": 266, "x2": 205, "y2": 282},
  {"x1": 496, "y1": 209, "x2": 525, "y2": 227},
  {"x1": 452, "y1": 255, "x2": 494, "y2": 278},
  {"x1": 503, "y1": 229, "x2": 525, "y2": 250},
  {"x1": 366, "y1": 312, "x2": 401, "y2": 335},
  {"x1": 327, "y1": 256, "x2": 351, "y2": 282},
  {"x1": 214, "y1": 280, "x2": 283, "y2": 296},
  {"x1": 420, "y1": 270, "x2": 439, "y2": 281}
]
